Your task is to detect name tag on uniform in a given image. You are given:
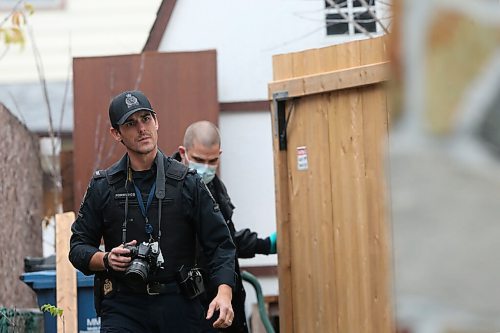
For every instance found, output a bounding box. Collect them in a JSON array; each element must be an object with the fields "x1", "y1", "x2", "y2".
[{"x1": 114, "y1": 193, "x2": 136, "y2": 199}]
